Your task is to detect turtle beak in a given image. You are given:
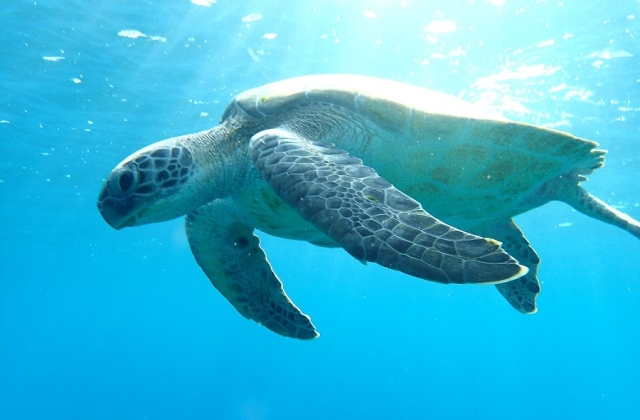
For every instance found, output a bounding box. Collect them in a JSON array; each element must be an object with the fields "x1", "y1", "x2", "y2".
[
  {"x1": 97, "y1": 177, "x2": 189, "y2": 229},
  {"x1": 102, "y1": 213, "x2": 136, "y2": 230},
  {"x1": 97, "y1": 189, "x2": 139, "y2": 230}
]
